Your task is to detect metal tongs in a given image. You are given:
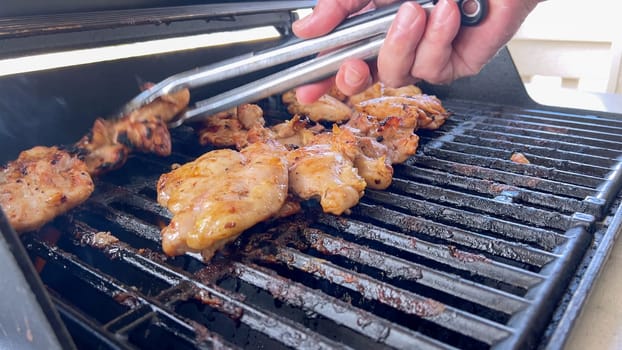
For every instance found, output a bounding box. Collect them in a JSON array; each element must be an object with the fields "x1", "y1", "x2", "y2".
[{"x1": 119, "y1": 0, "x2": 488, "y2": 128}]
